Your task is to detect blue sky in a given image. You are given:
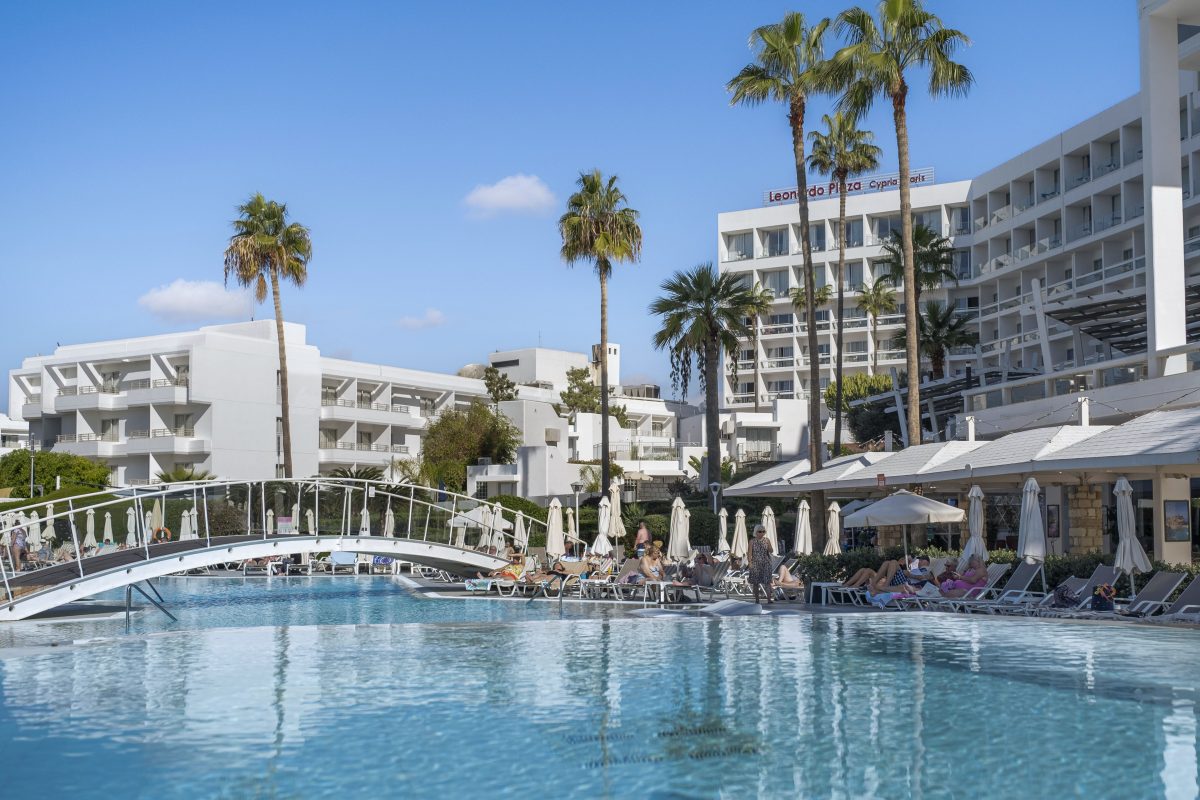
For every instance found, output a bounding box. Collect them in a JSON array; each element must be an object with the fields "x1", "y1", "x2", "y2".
[{"x1": 0, "y1": 1, "x2": 1140, "y2": 406}]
